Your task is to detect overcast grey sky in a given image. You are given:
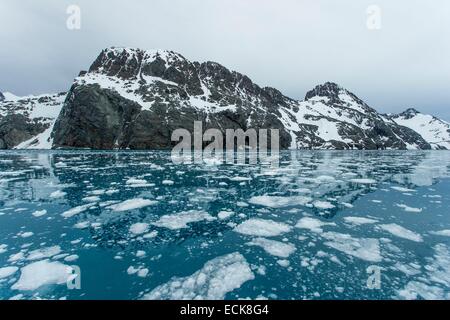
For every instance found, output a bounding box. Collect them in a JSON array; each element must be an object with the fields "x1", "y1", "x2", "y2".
[{"x1": 1, "y1": 0, "x2": 449, "y2": 119}]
